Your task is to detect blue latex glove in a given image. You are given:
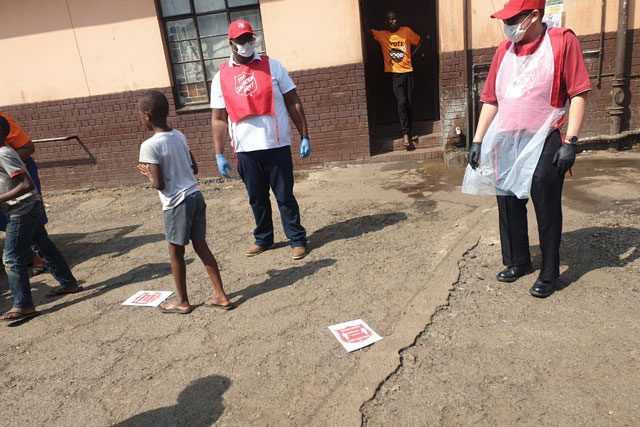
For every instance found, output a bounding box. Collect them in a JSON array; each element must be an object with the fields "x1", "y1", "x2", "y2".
[
  {"x1": 300, "y1": 137, "x2": 311, "y2": 159},
  {"x1": 216, "y1": 154, "x2": 232, "y2": 178}
]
